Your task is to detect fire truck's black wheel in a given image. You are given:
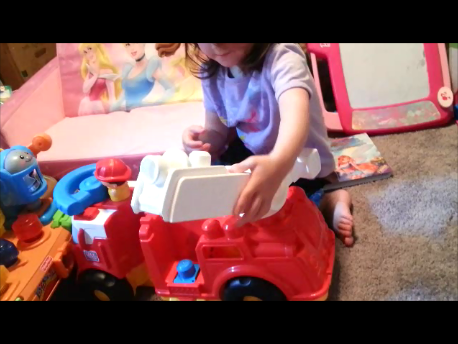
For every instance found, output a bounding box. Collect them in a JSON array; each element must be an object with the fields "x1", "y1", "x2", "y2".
[
  {"x1": 222, "y1": 277, "x2": 287, "y2": 301},
  {"x1": 78, "y1": 270, "x2": 135, "y2": 301}
]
